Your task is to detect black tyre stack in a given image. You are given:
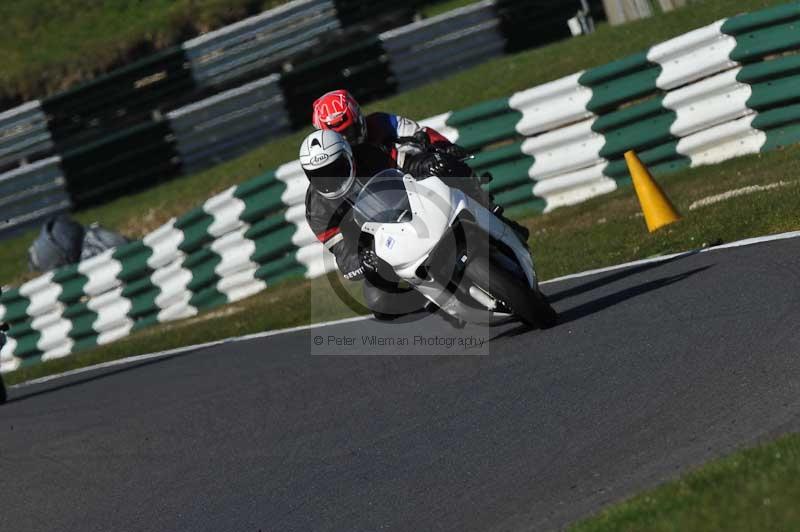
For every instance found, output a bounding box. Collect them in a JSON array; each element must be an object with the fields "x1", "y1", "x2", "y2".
[
  {"x1": 333, "y1": 0, "x2": 417, "y2": 31},
  {"x1": 495, "y1": 0, "x2": 585, "y2": 53},
  {"x1": 280, "y1": 29, "x2": 396, "y2": 129},
  {"x1": 41, "y1": 46, "x2": 195, "y2": 208},
  {"x1": 278, "y1": 0, "x2": 426, "y2": 129}
]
